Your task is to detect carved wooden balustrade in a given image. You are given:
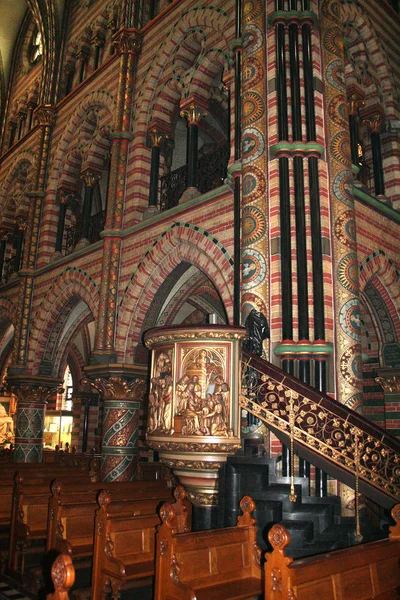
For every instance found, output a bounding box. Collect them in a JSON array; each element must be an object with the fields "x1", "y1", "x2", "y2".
[{"x1": 241, "y1": 350, "x2": 400, "y2": 507}]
